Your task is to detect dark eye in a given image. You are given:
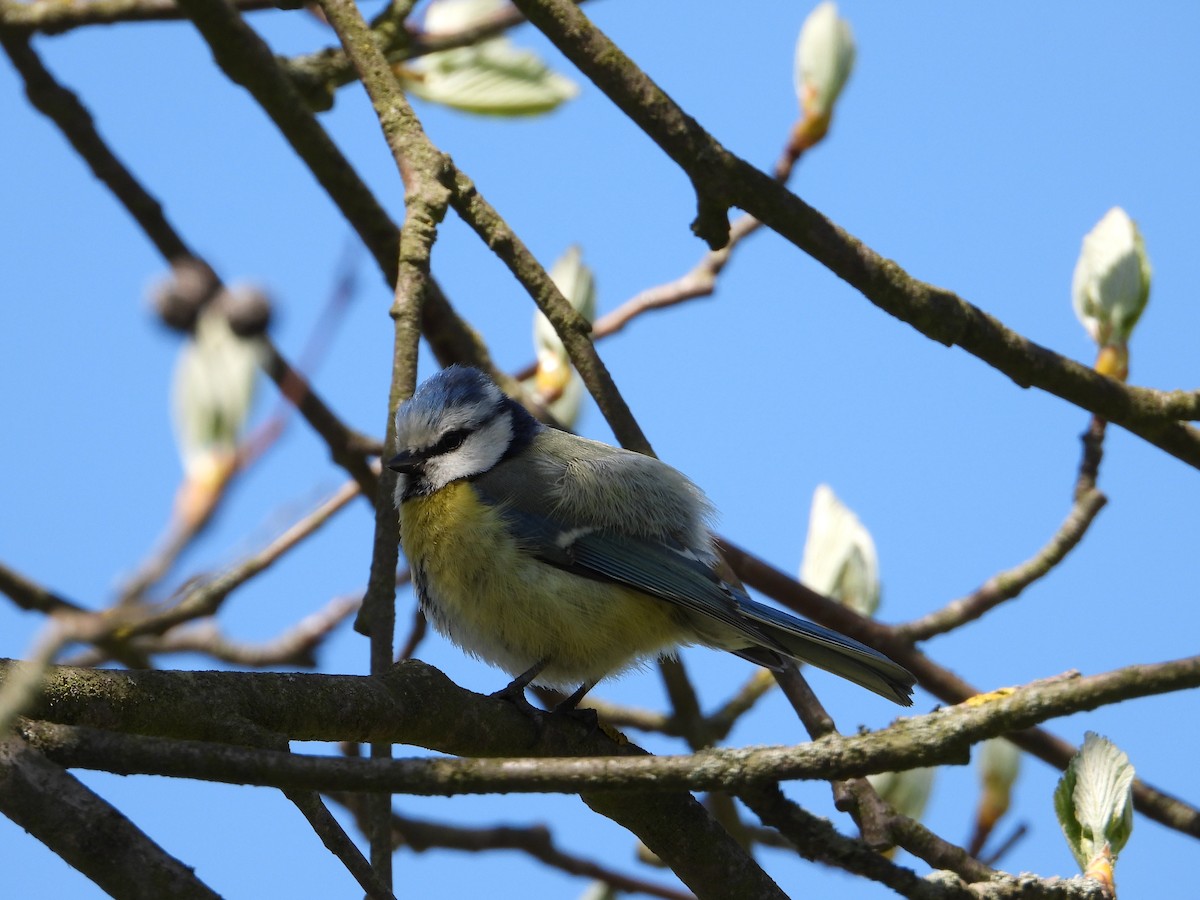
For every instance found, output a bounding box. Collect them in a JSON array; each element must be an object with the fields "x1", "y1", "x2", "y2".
[{"x1": 434, "y1": 428, "x2": 471, "y2": 455}]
